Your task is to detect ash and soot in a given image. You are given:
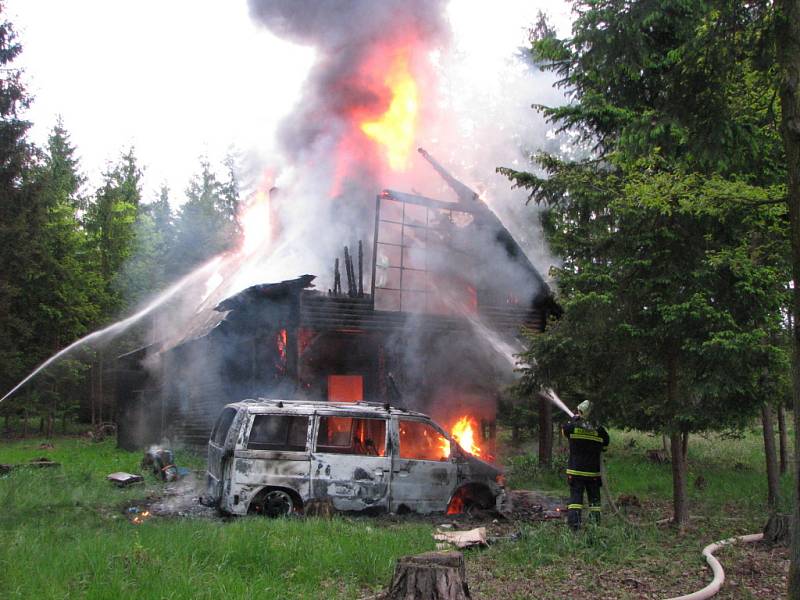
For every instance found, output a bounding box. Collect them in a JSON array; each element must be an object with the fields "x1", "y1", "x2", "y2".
[{"x1": 3, "y1": 1, "x2": 567, "y2": 452}]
